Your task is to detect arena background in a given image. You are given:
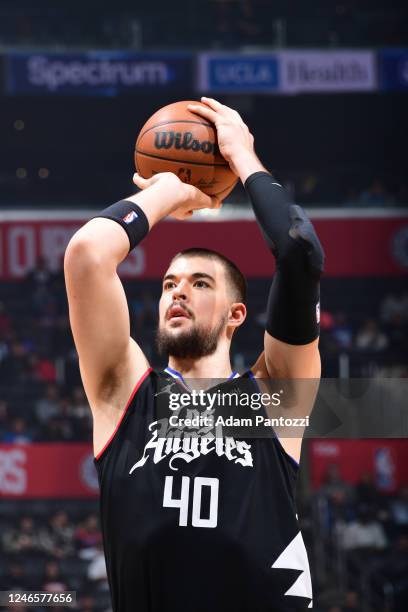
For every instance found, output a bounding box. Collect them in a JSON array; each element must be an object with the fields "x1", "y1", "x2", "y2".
[{"x1": 0, "y1": 1, "x2": 407, "y2": 611}]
